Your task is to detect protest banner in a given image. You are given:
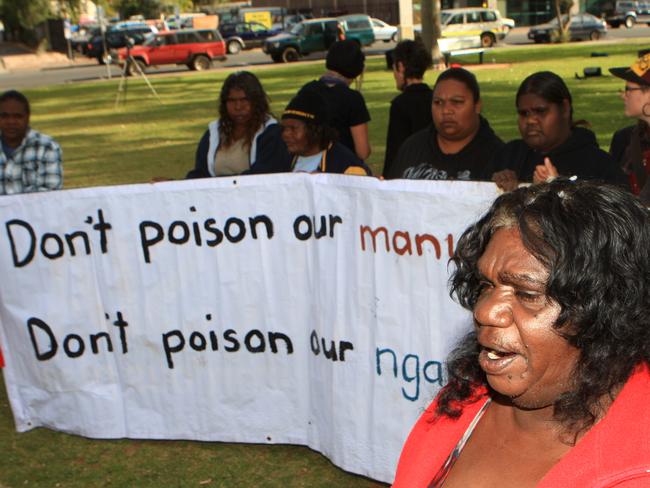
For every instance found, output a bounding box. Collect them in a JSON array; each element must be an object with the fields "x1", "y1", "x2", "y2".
[{"x1": 0, "y1": 174, "x2": 498, "y2": 483}]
